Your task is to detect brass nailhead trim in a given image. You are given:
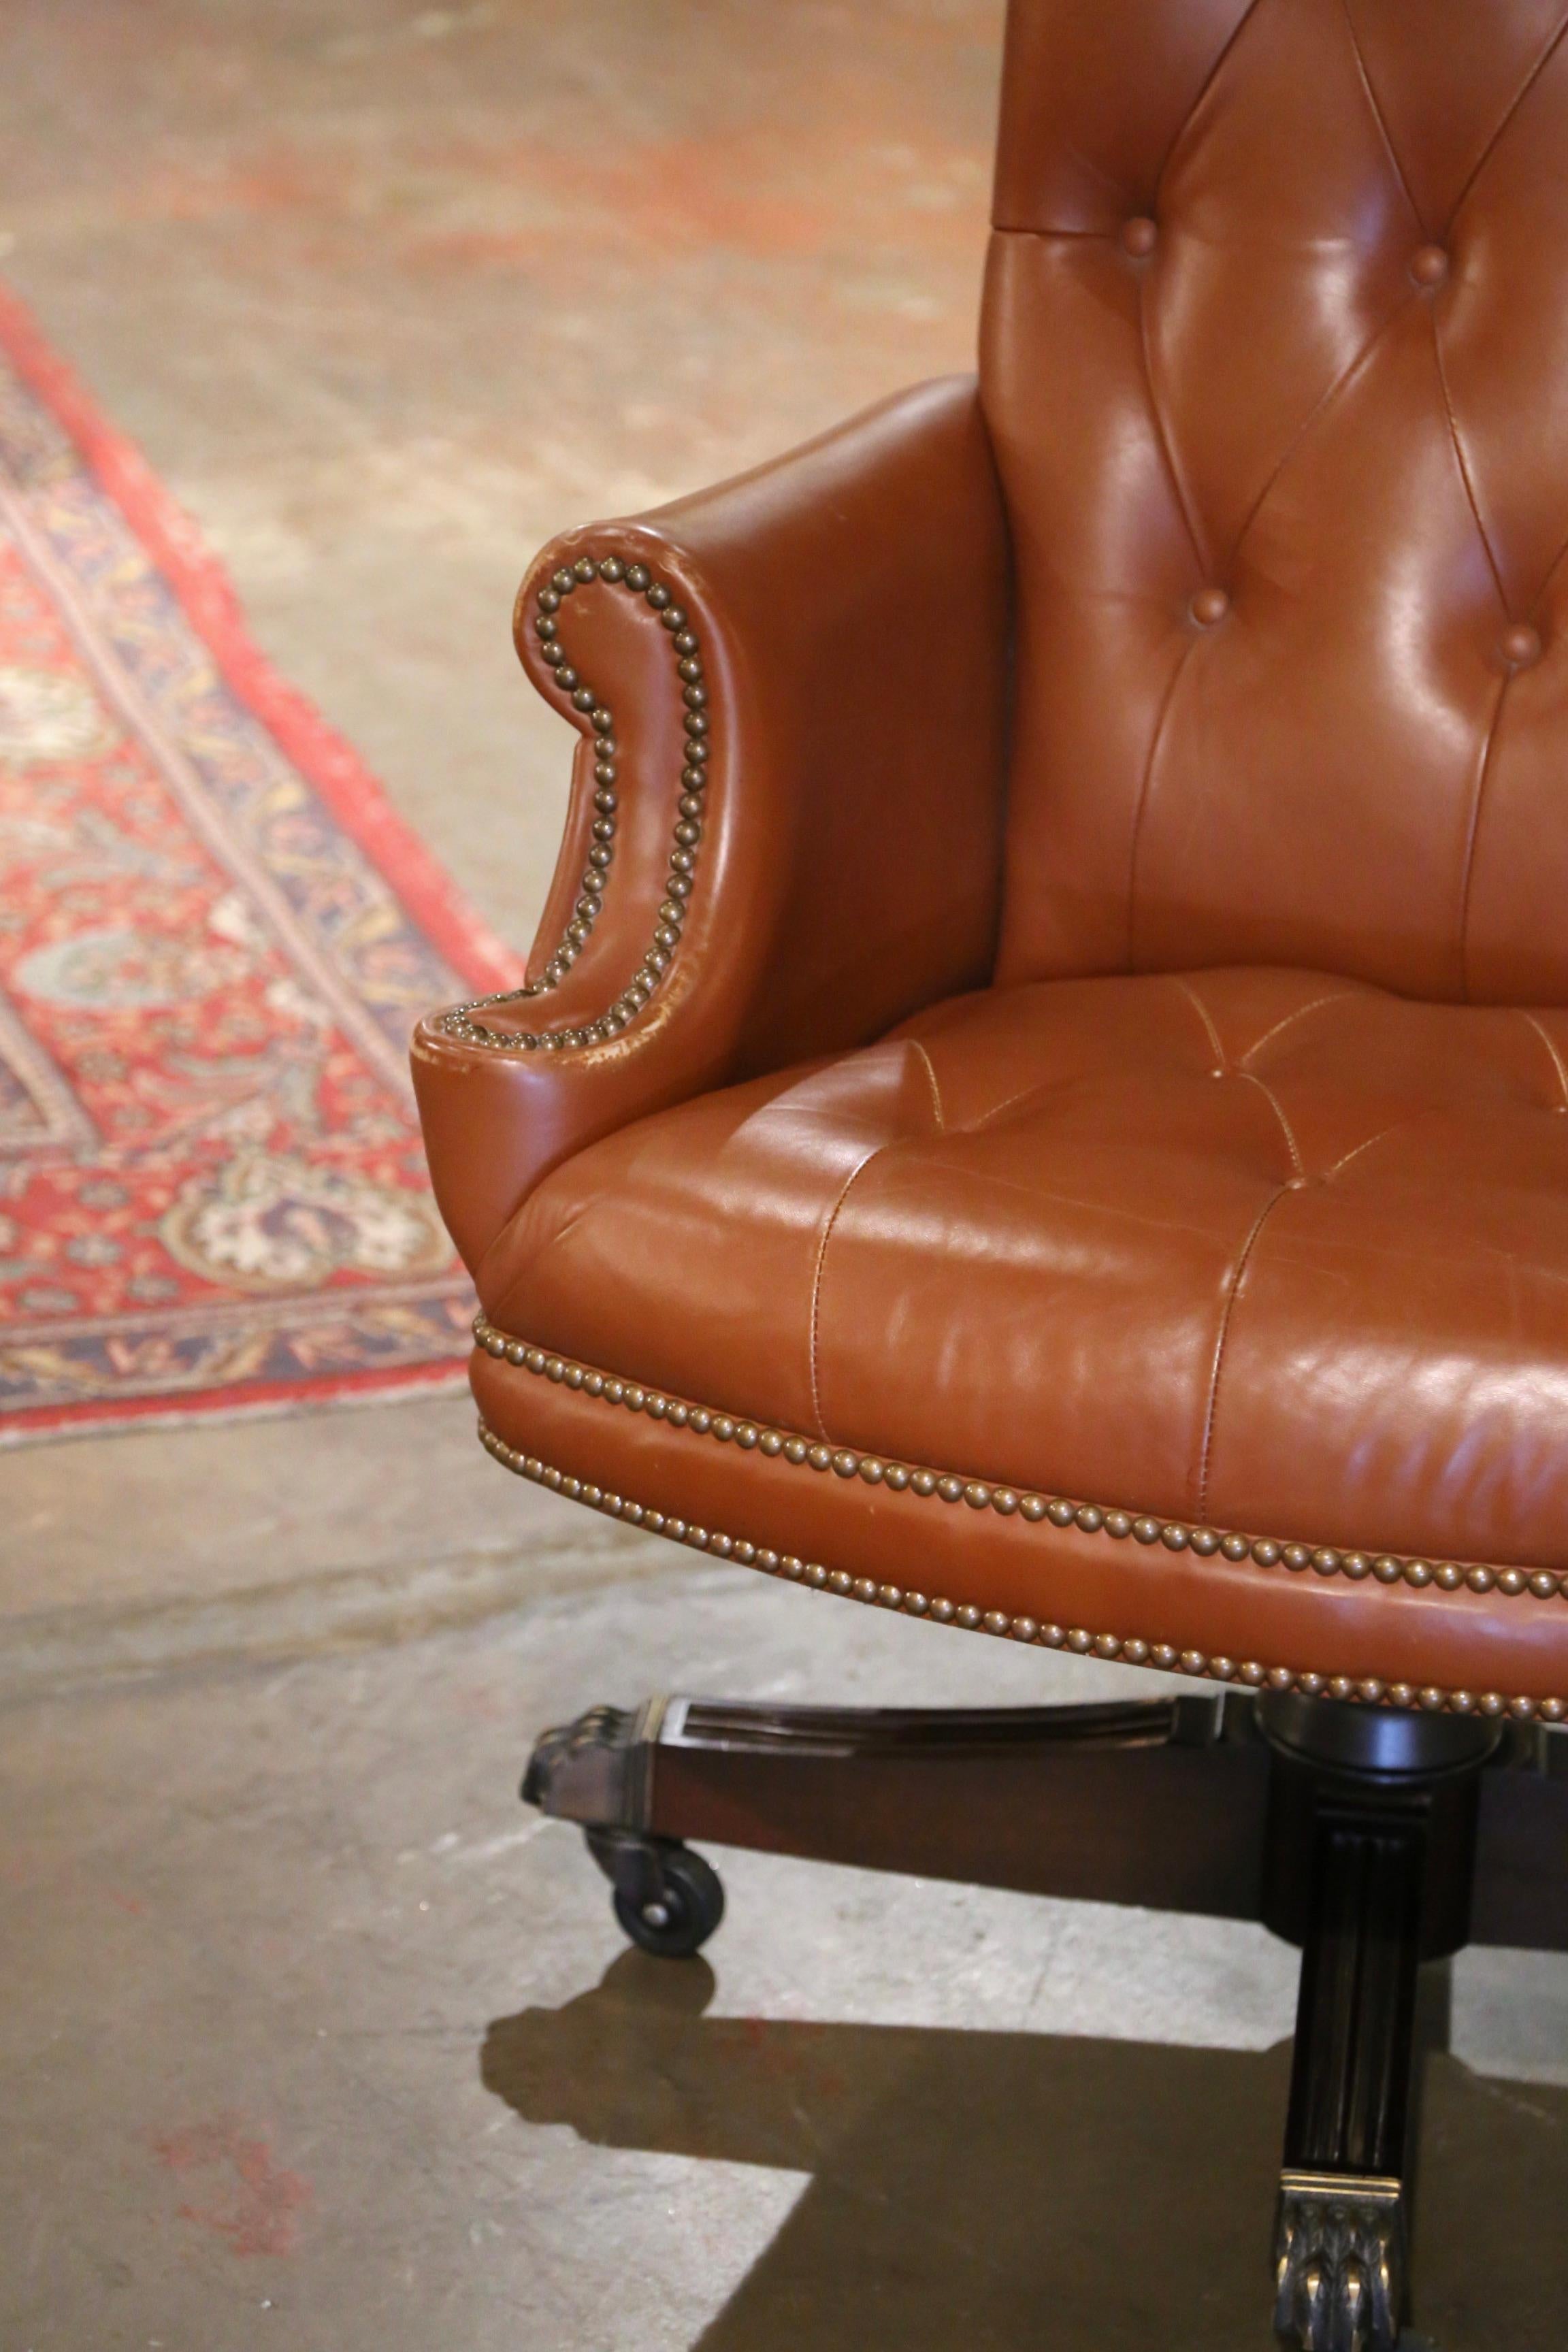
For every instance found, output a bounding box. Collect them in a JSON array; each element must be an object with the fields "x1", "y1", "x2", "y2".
[
  {"x1": 472, "y1": 1315, "x2": 1567, "y2": 1616},
  {"x1": 437, "y1": 555, "x2": 706, "y2": 1054},
  {"x1": 474, "y1": 1417, "x2": 1560, "y2": 1723}
]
